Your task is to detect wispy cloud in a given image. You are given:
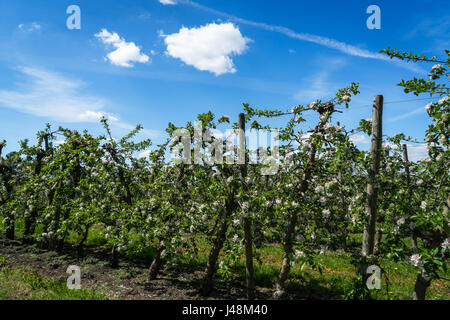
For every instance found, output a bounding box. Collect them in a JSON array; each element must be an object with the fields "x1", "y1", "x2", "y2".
[
  {"x1": 170, "y1": 0, "x2": 424, "y2": 73},
  {"x1": 158, "y1": 0, "x2": 177, "y2": 6},
  {"x1": 405, "y1": 15, "x2": 450, "y2": 39},
  {"x1": 0, "y1": 67, "x2": 161, "y2": 138},
  {"x1": 294, "y1": 56, "x2": 347, "y2": 103},
  {"x1": 158, "y1": 0, "x2": 177, "y2": 5},
  {"x1": 294, "y1": 71, "x2": 332, "y2": 103},
  {"x1": 388, "y1": 106, "x2": 425, "y2": 122},
  {"x1": 18, "y1": 22, "x2": 41, "y2": 32}
]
